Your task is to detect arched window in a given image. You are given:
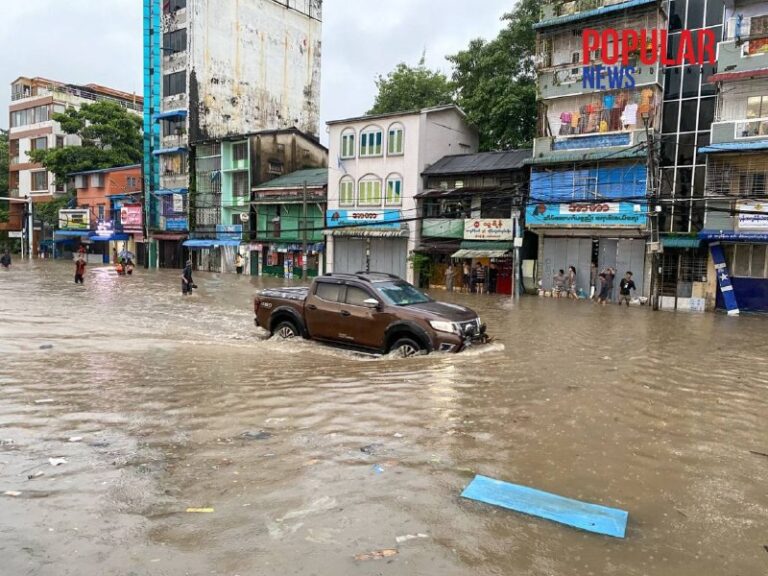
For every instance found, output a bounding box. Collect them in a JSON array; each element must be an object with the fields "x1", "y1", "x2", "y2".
[
  {"x1": 385, "y1": 173, "x2": 403, "y2": 206},
  {"x1": 387, "y1": 123, "x2": 404, "y2": 155},
  {"x1": 360, "y1": 125, "x2": 383, "y2": 157},
  {"x1": 340, "y1": 128, "x2": 356, "y2": 159},
  {"x1": 358, "y1": 174, "x2": 382, "y2": 206},
  {"x1": 339, "y1": 176, "x2": 355, "y2": 207}
]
